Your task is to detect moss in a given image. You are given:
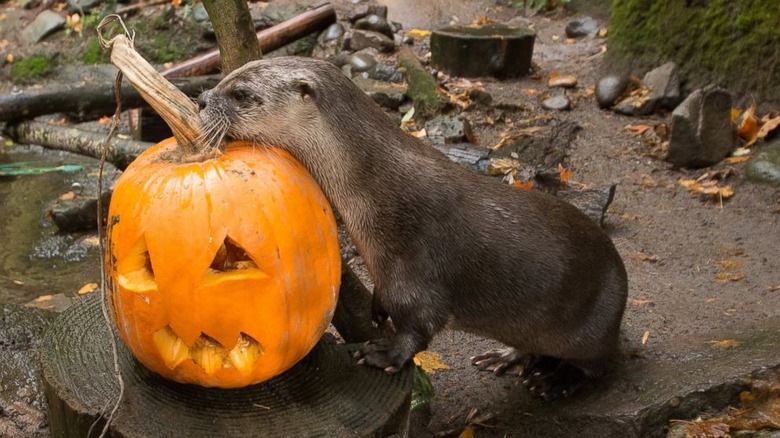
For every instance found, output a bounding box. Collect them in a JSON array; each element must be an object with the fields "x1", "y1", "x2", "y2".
[
  {"x1": 608, "y1": 0, "x2": 780, "y2": 104},
  {"x1": 81, "y1": 37, "x2": 109, "y2": 64},
  {"x1": 10, "y1": 54, "x2": 58, "y2": 84}
]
